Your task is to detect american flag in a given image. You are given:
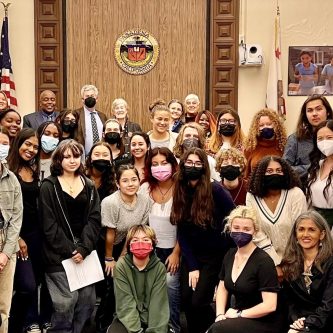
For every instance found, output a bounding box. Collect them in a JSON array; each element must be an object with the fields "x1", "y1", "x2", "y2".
[{"x1": 0, "y1": 13, "x2": 17, "y2": 110}]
